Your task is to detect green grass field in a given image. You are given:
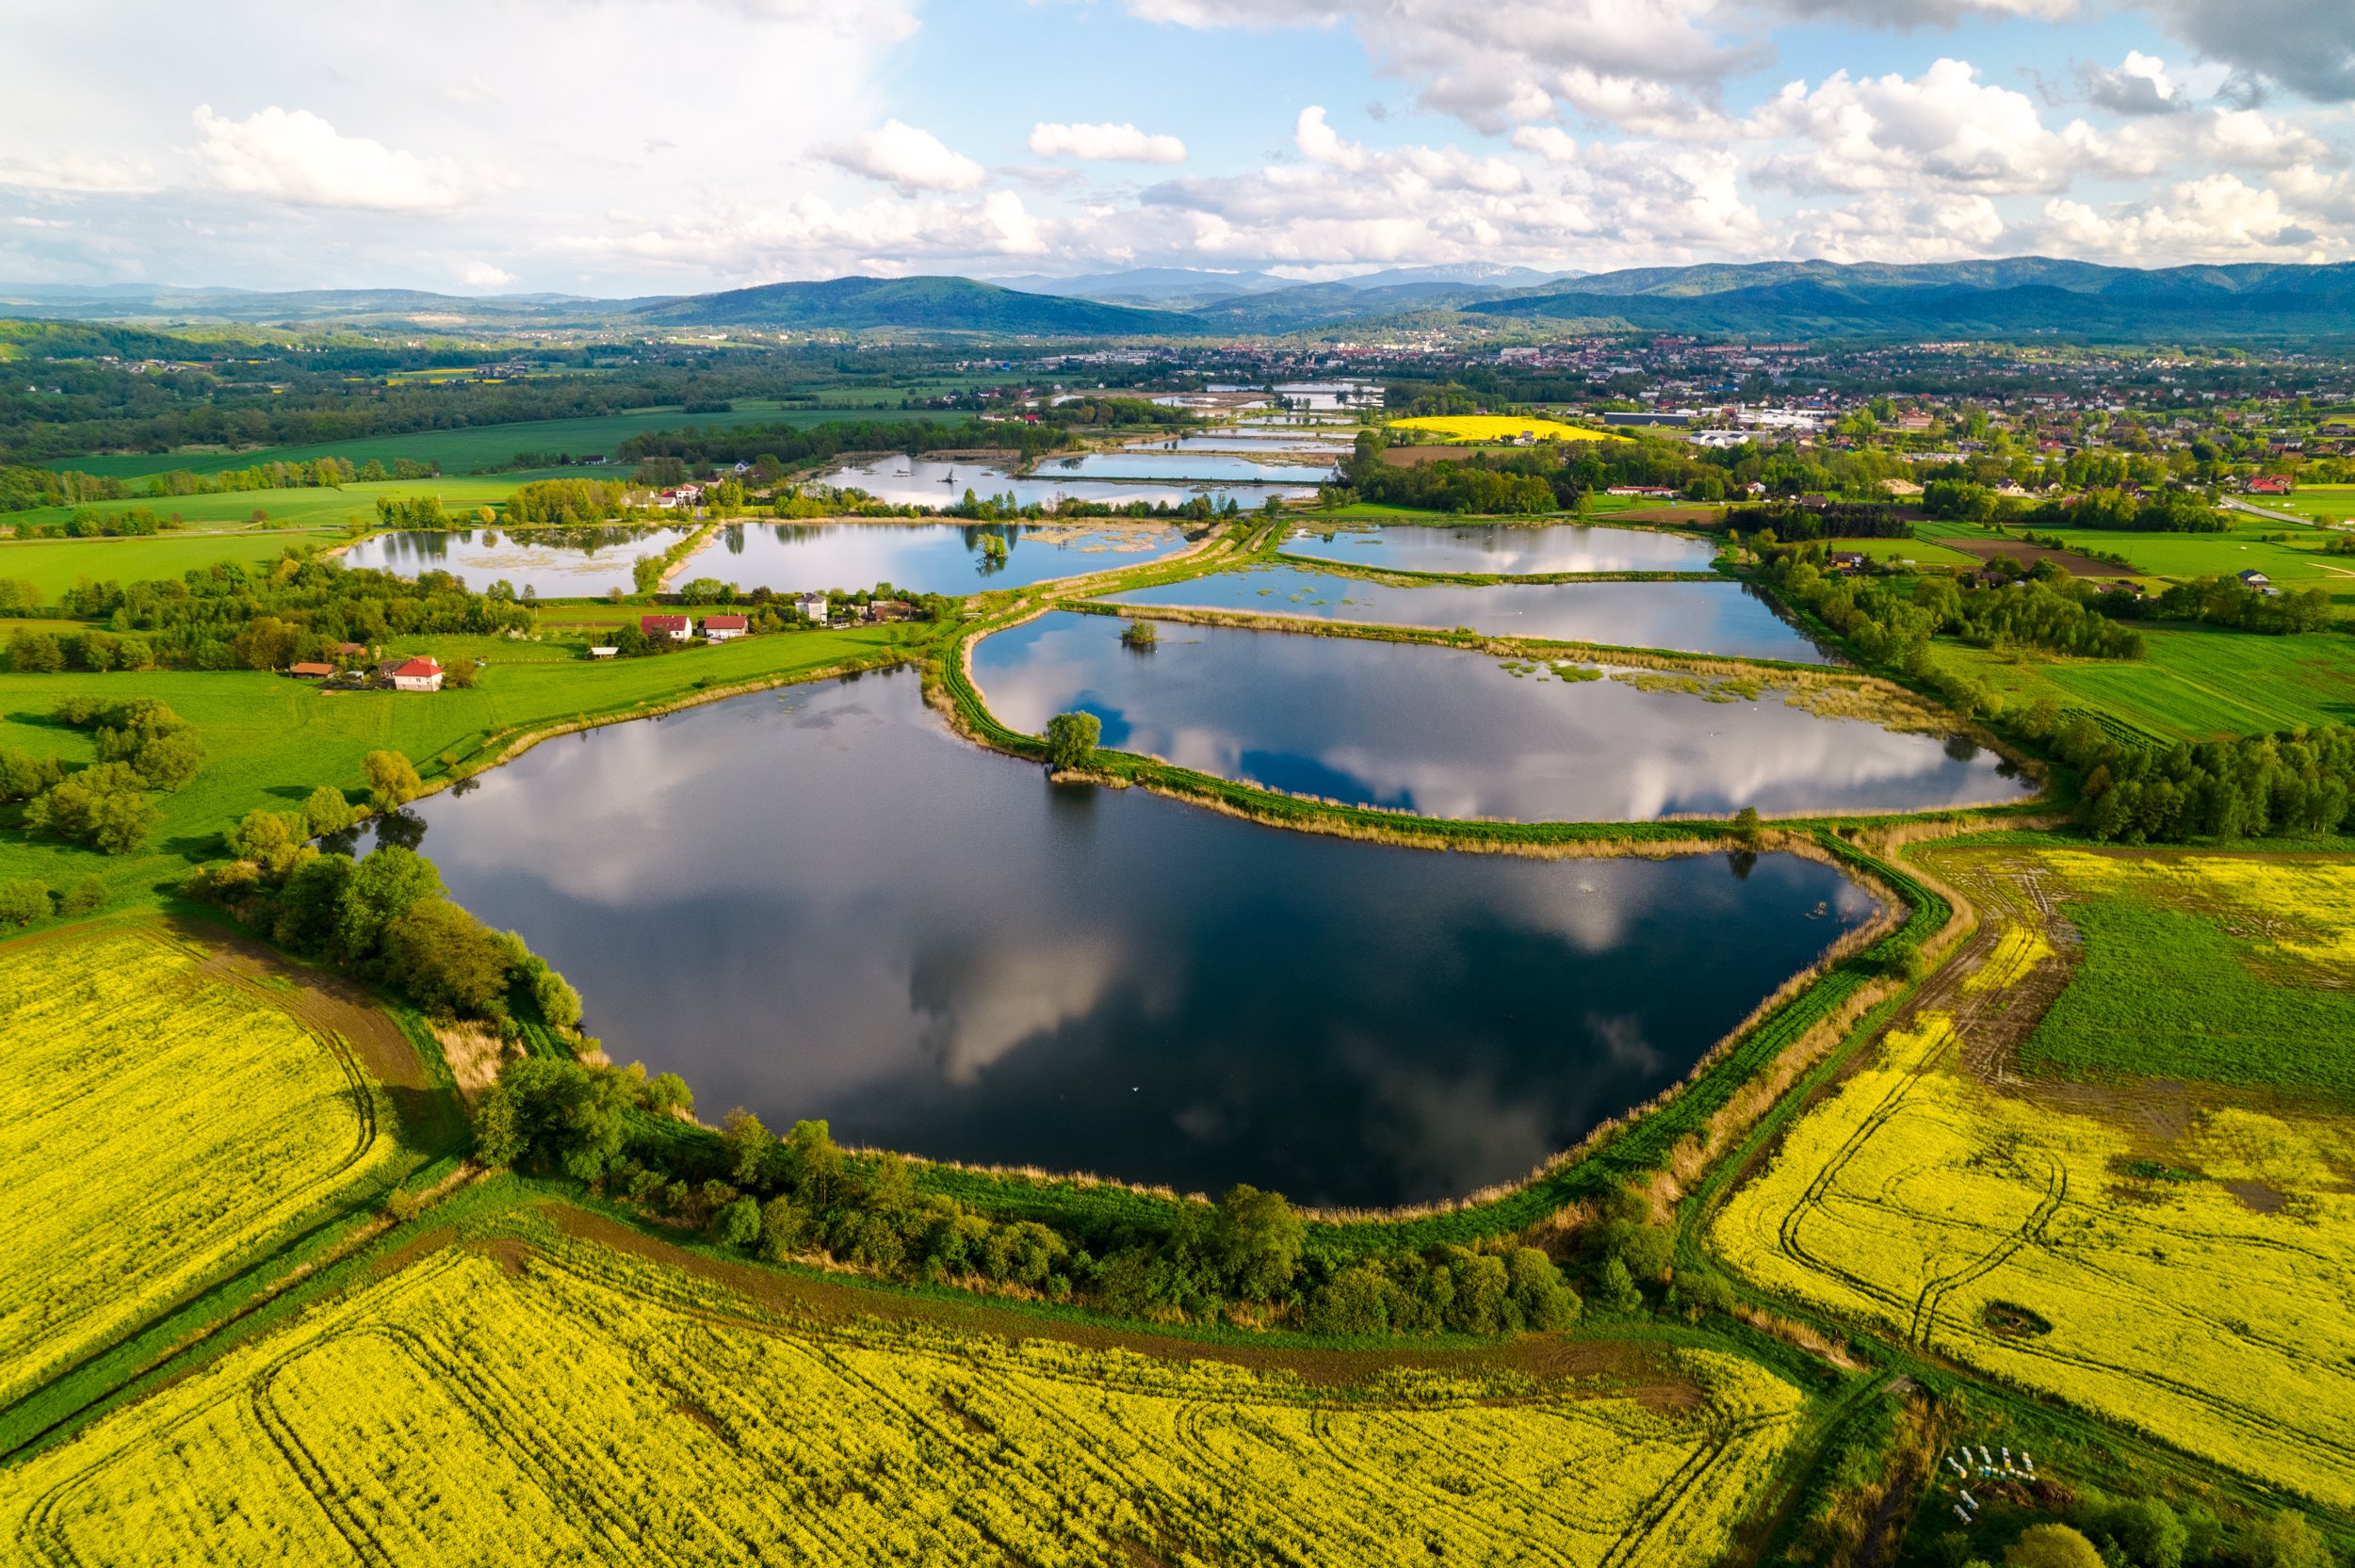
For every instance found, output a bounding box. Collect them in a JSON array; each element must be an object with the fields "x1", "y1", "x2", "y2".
[
  {"x1": 2239, "y1": 484, "x2": 2355, "y2": 527},
  {"x1": 0, "y1": 531, "x2": 342, "y2": 597},
  {"x1": 0, "y1": 624, "x2": 910, "y2": 897},
  {"x1": 4, "y1": 476, "x2": 556, "y2": 546},
  {"x1": 1936, "y1": 623, "x2": 2355, "y2": 739},
  {"x1": 2041, "y1": 526, "x2": 2355, "y2": 587},
  {"x1": 47, "y1": 403, "x2": 960, "y2": 484}
]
